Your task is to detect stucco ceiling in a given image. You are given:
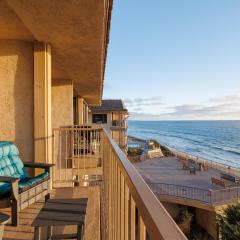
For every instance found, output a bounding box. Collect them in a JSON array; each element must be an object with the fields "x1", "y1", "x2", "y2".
[{"x1": 0, "y1": 0, "x2": 112, "y2": 104}]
